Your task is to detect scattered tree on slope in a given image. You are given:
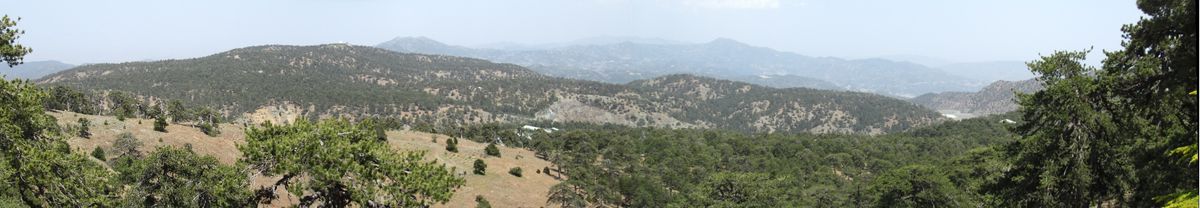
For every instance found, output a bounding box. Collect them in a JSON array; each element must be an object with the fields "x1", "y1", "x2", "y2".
[{"x1": 240, "y1": 119, "x2": 464, "y2": 207}]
